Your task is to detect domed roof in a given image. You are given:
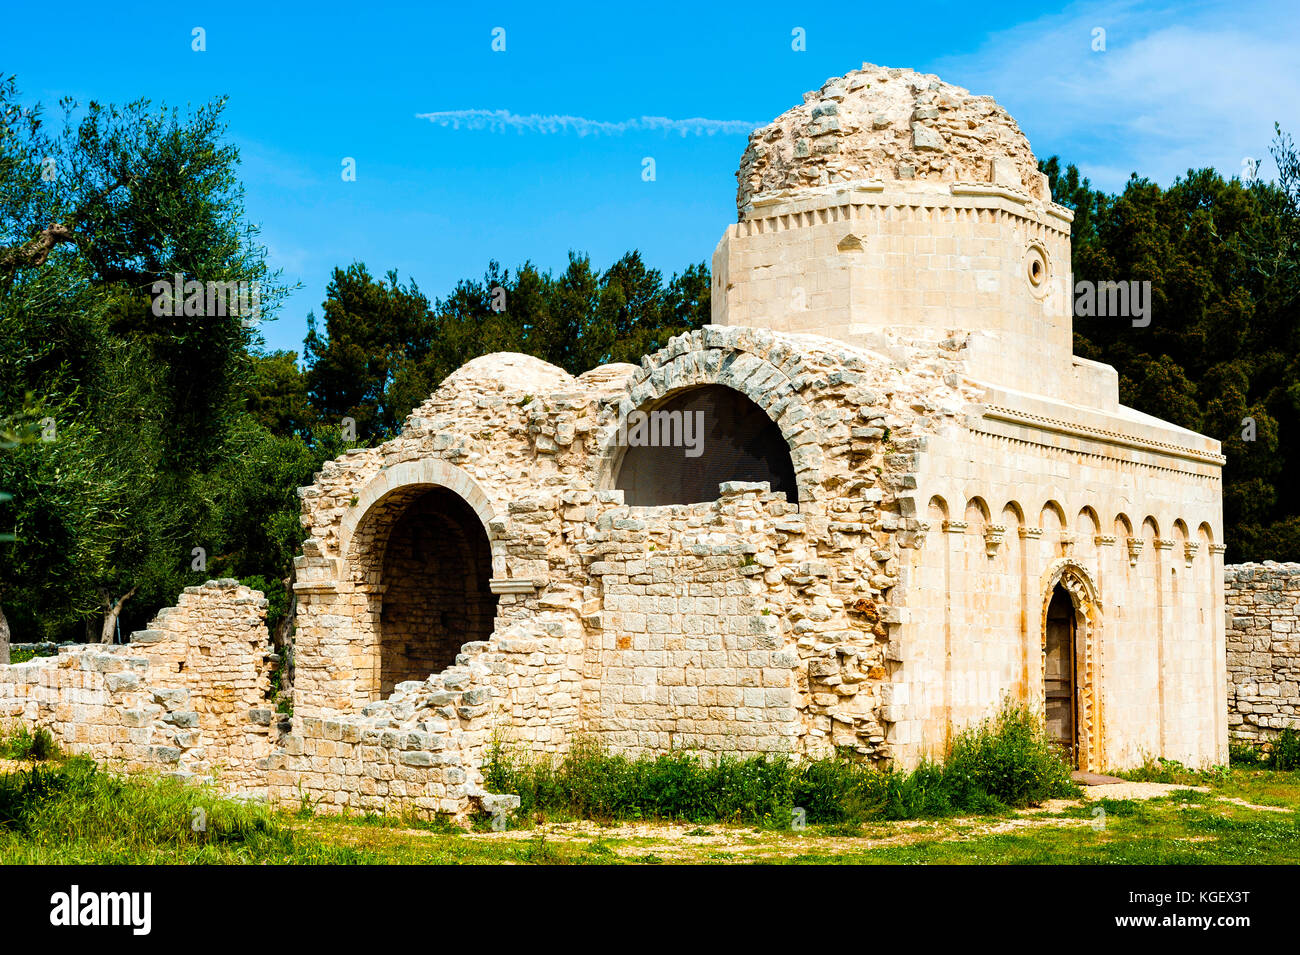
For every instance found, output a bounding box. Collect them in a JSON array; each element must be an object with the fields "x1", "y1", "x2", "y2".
[
  {"x1": 735, "y1": 63, "x2": 1046, "y2": 217},
  {"x1": 441, "y1": 352, "x2": 574, "y2": 393}
]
